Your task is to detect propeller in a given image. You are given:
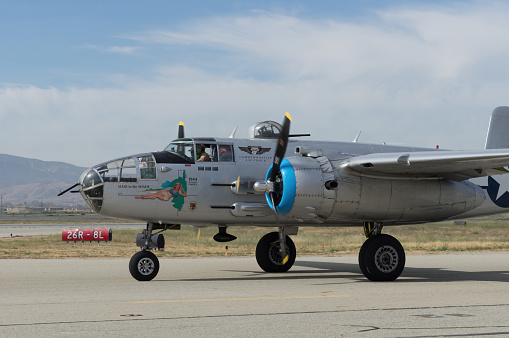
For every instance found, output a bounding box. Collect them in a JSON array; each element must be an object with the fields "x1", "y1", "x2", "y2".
[
  {"x1": 266, "y1": 113, "x2": 291, "y2": 222},
  {"x1": 260, "y1": 113, "x2": 292, "y2": 265},
  {"x1": 253, "y1": 112, "x2": 293, "y2": 210},
  {"x1": 178, "y1": 121, "x2": 185, "y2": 139}
]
